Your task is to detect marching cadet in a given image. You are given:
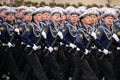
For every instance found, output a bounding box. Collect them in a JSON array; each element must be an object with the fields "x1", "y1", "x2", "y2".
[
  {"x1": 0, "y1": 8, "x2": 24, "y2": 80},
  {"x1": 42, "y1": 8, "x2": 65, "y2": 80},
  {"x1": 73, "y1": 10, "x2": 99, "y2": 80},
  {"x1": 56, "y1": 7, "x2": 68, "y2": 71},
  {"x1": 11, "y1": 6, "x2": 27, "y2": 71},
  {"x1": 86, "y1": 8, "x2": 100, "y2": 74},
  {"x1": 13, "y1": 6, "x2": 27, "y2": 73},
  {"x1": 42, "y1": 6, "x2": 51, "y2": 25},
  {"x1": 94, "y1": 8, "x2": 118, "y2": 80},
  {"x1": 61, "y1": 8, "x2": 80, "y2": 80},
  {"x1": 20, "y1": 8, "x2": 48, "y2": 80}
]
